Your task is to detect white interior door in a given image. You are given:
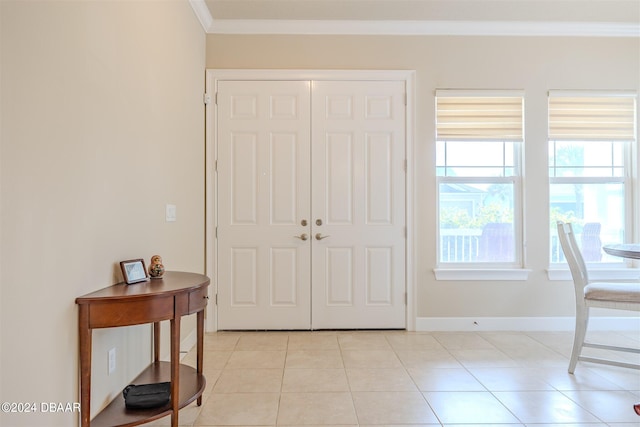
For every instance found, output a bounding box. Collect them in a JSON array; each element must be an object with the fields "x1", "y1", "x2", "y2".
[
  {"x1": 311, "y1": 81, "x2": 406, "y2": 329},
  {"x1": 215, "y1": 78, "x2": 406, "y2": 330},
  {"x1": 216, "y1": 81, "x2": 312, "y2": 330}
]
